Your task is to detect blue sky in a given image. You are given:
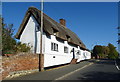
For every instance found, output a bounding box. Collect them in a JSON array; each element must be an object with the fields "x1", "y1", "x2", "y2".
[{"x1": 2, "y1": 2, "x2": 118, "y2": 50}]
